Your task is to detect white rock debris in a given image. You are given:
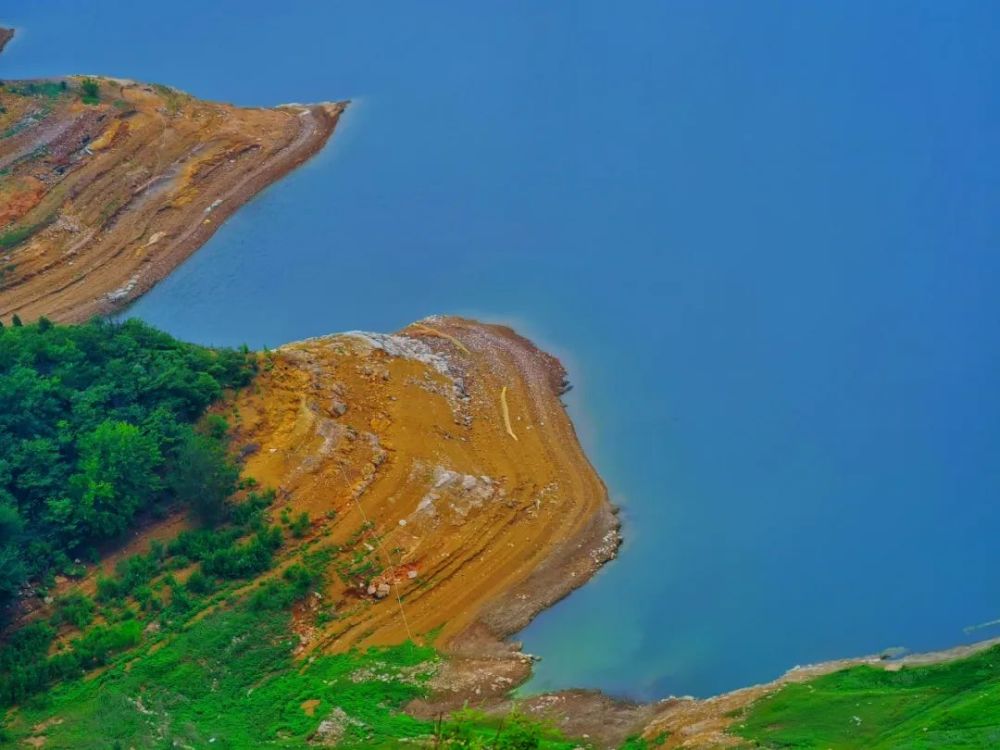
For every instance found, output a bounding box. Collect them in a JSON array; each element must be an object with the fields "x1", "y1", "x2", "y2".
[{"x1": 342, "y1": 331, "x2": 452, "y2": 377}]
